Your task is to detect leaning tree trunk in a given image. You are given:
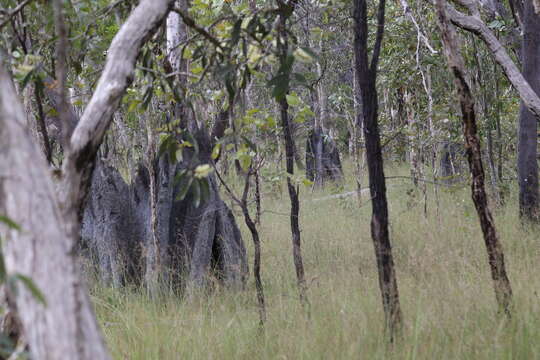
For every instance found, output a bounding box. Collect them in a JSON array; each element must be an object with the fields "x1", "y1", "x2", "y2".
[
  {"x1": 0, "y1": 63, "x2": 111, "y2": 360},
  {"x1": 441, "y1": 0, "x2": 540, "y2": 216},
  {"x1": 353, "y1": 0, "x2": 403, "y2": 340},
  {"x1": 0, "y1": 0, "x2": 174, "y2": 358},
  {"x1": 437, "y1": 0, "x2": 513, "y2": 314},
  {"x1": 517, "y1": 0, "x2": 540, "y2": 222}
]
